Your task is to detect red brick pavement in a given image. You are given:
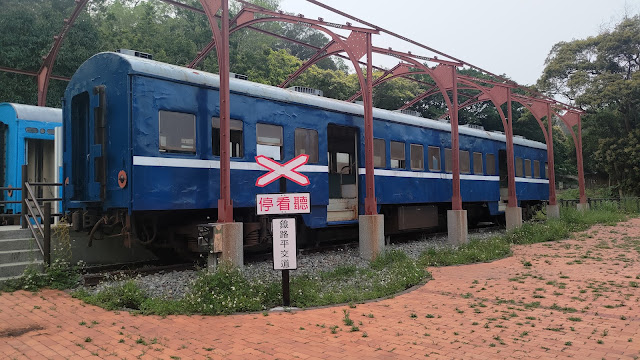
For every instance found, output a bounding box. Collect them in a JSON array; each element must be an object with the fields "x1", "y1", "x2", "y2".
[{"x1": 2, "y1": 218, "x2": 640, "y2": 359}]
